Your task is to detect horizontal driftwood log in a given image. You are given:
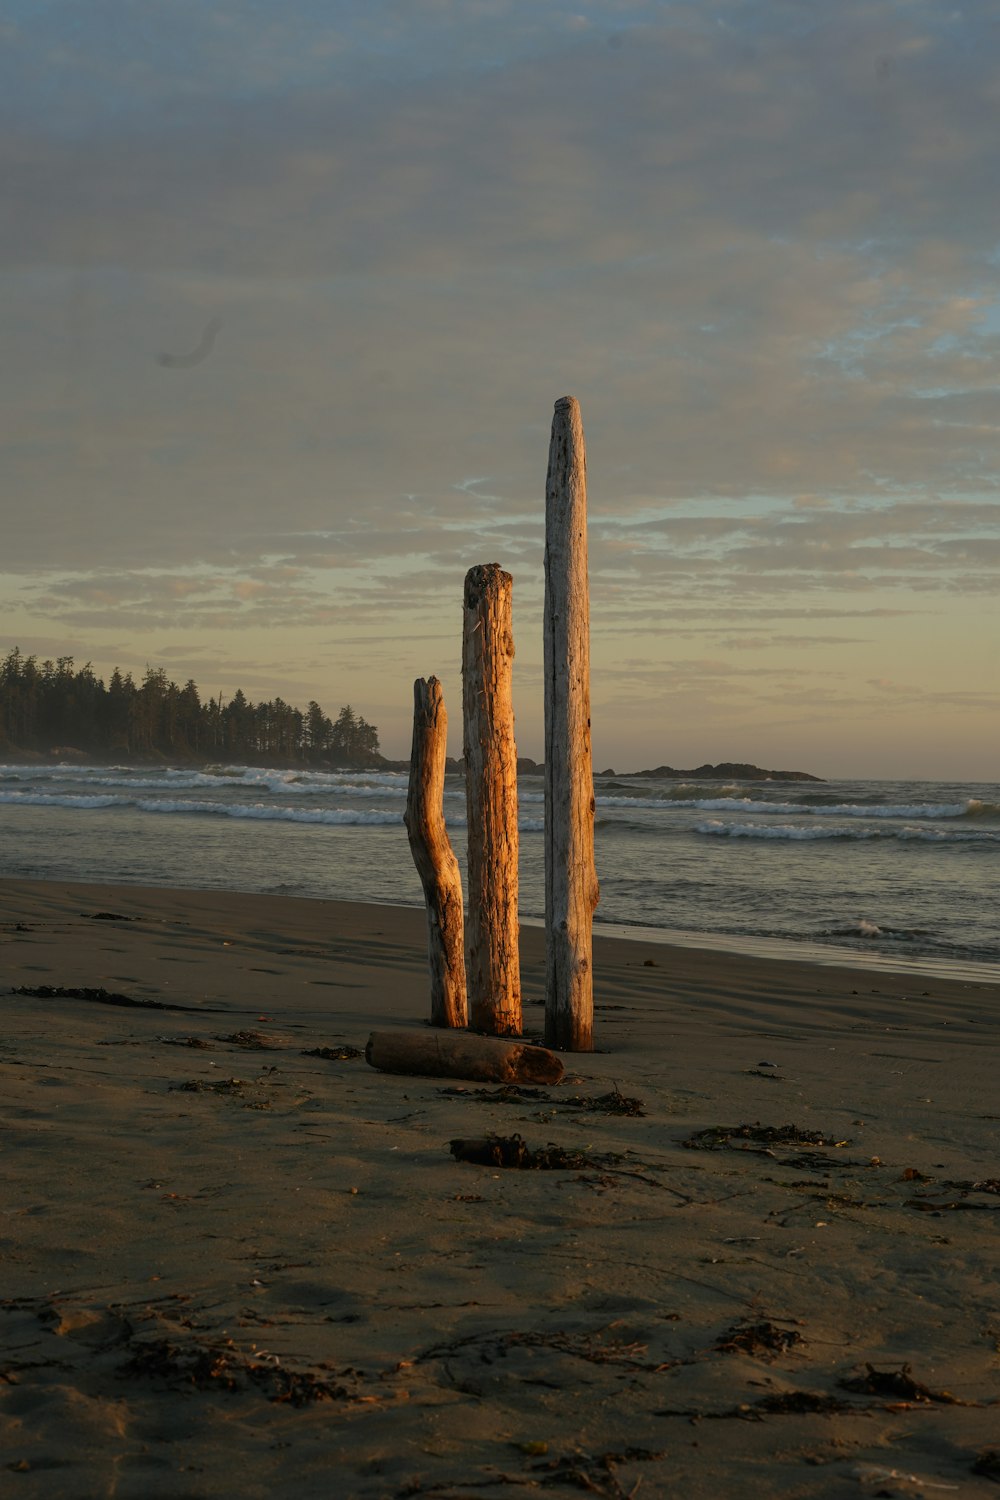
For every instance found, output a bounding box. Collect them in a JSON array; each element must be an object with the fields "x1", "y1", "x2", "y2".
[{"x1": 365, "y1": 1029, "x2": 564, "y2": 1085}]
